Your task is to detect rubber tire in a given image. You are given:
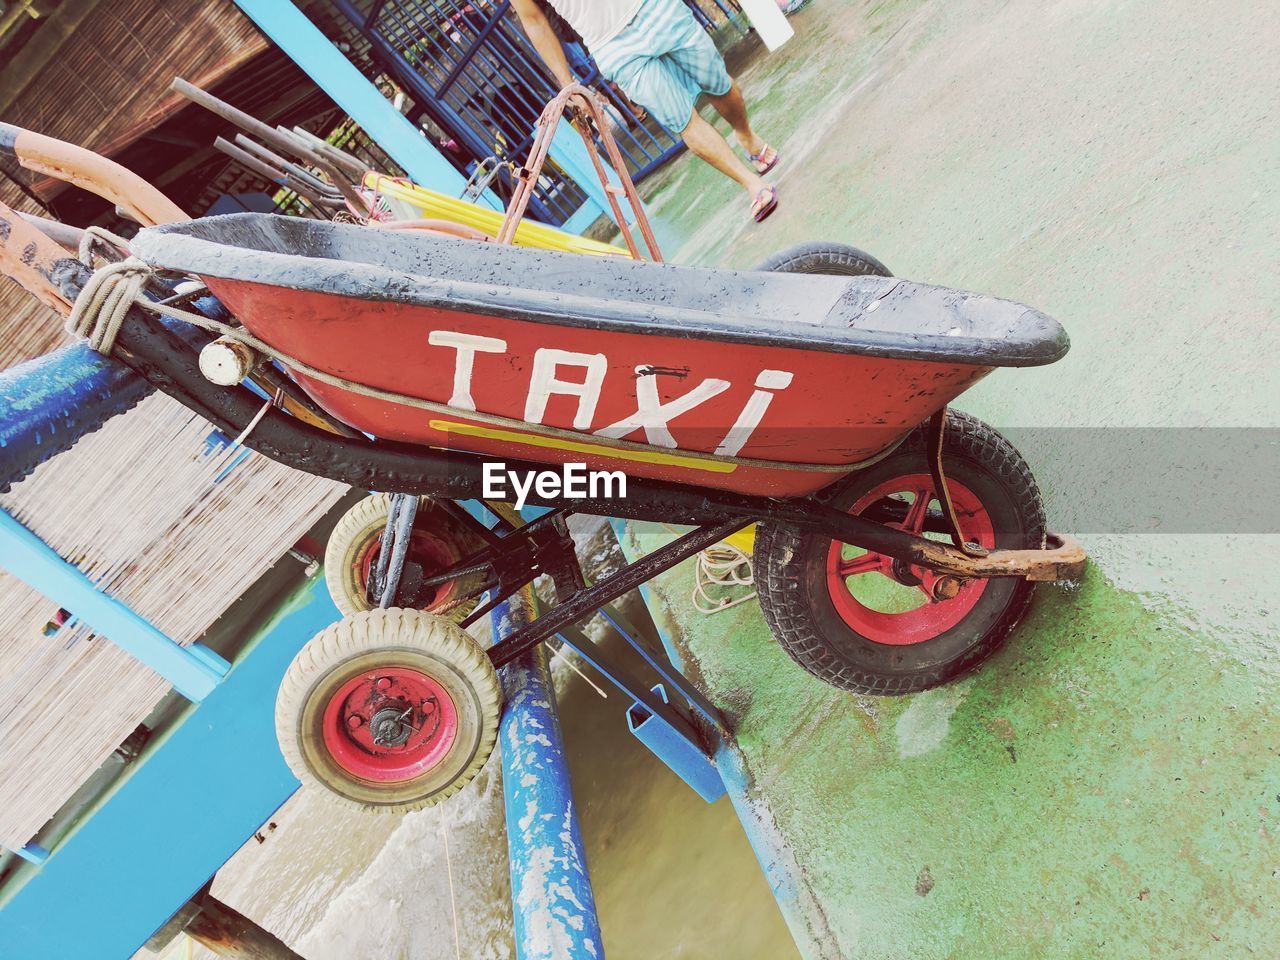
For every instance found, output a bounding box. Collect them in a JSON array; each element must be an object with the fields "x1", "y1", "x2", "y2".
[
  {"x1": 325, "y1": 494, "x2": 483, "y2": 620},
  {"x1": 754, "y1": 410, "x2": 1046, "y2": 695},
  {"x1": 753, "y1": 240, "x2": 892, "y2": 277},
  {"x1": 275, "y1": 608, "x2": 502, "y2": 812}
]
